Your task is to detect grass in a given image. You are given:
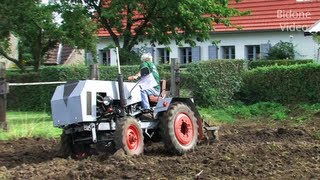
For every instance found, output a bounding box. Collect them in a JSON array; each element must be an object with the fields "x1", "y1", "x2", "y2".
[
  {"x1": 199, "y1": 102, "x2": 320, "y2": 125},
  {"x1": 1, "y1": 102, "x2": 319, "y2": 140},
  {"x1": 0, "y1": 111, "x2": 62, "y2": 141}
]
